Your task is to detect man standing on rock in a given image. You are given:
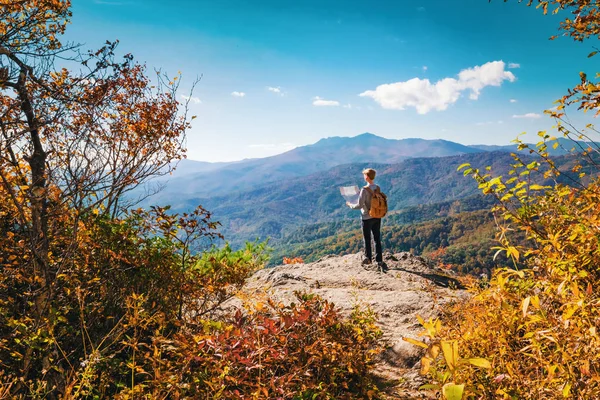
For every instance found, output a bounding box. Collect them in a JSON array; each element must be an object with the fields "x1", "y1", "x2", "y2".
[{"x1": 347, "y1": 168, "x2": 386, "y2": 271}]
